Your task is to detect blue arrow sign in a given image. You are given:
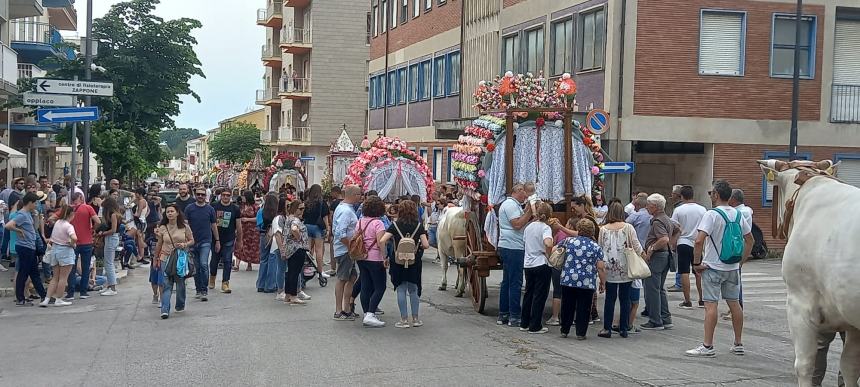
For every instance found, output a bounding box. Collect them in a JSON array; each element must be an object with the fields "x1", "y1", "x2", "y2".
[
  {"x1": 299, "y1": 156, "x2": 316, "y2": 161},
  {"x1": 602, "y1": 161, "x2": 635, "y2": 174},
  {"x1": 37, "y1": 107, "x2": 100, "y2": 124}
]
